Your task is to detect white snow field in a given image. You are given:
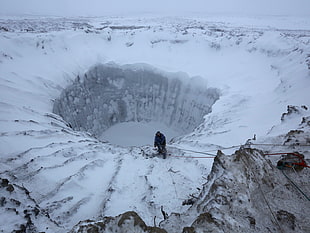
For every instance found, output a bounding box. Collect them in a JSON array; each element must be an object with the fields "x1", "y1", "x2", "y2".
[{"x1": 0, "y1": 15, "x2": 310, "y2": 232}]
